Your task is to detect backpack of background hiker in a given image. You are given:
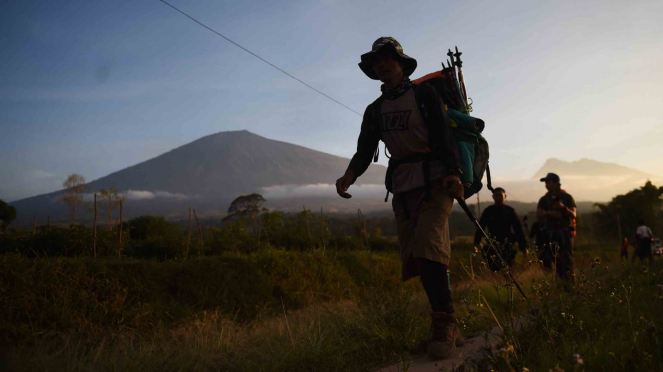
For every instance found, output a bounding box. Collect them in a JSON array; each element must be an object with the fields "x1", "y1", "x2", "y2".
[{"x1": 413, "y1": 71, "x2": 490, "y2": 199}]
